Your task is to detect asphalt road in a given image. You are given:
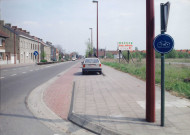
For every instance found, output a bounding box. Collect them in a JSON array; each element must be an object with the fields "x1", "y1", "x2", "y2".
[{"x1": 0, "y1": 61, "x2": 79, "y2": 135}]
